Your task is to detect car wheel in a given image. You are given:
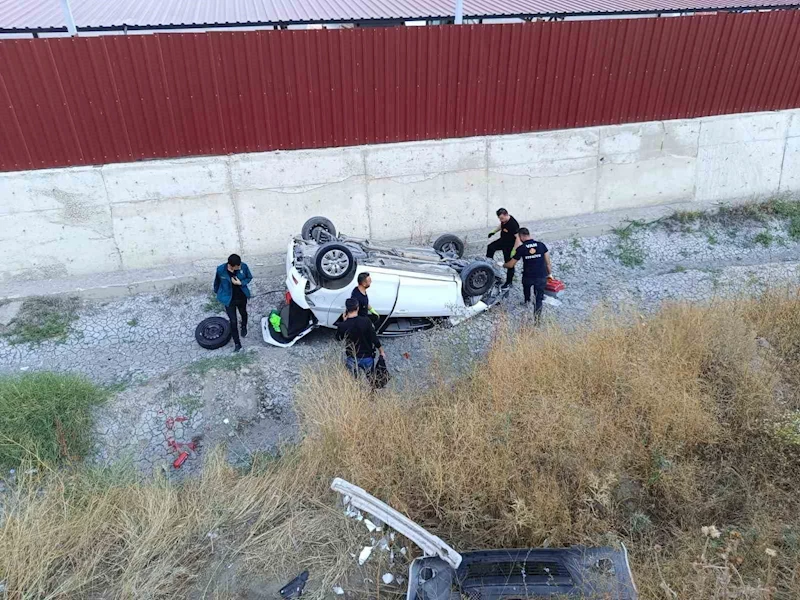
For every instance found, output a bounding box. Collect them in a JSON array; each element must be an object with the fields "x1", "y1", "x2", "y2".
[
  {"x1": 301, "y1": 217, "x2": 337, "y2": 243},
  {"x1": 433, "y1": 234, "x2": 465, "y2": 258},
  {"x1": 195, "y1": 316, "x2": 232, "y2": 349},
  {"x1": 461, "y1": 262, "x2": 495, "y2": 296},
  {"x1": 315, "y1": 242, "x2": 357, "y2": 281}
]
